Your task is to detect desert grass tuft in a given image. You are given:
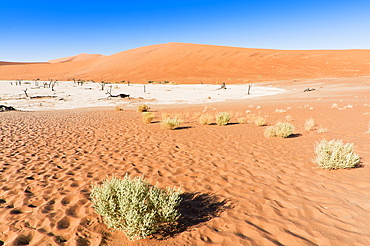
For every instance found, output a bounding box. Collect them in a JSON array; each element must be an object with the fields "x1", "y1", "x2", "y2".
[
  {"x1": 304, "y1": 118, "x2": 315, "y2": 131},
  {"x1": 137, "y1": 104, "x2": 150, "y2": 112},
  {"x1": 216, "y1": 112, "x2": 231, "y2": 126},
  {"x1": 317, "y1": 126, "x2": 328, "y2": 133},
  {"x1": 115, "y1": 105, "x2": 124, "y2": 111},
  {"x1": 199, "y1": 113, "x2": 213, "y2": 125},
  {"x1": 314, "y1": 139, "x2": 360, "y2": 170},
  {"x1": 237, "y1": 117, "x2": 247, "y2": 124},
  {"x1": 264, "y1": 122, "x2": 295, "y2": 138},
  {"x1": 142, "y1": 112, "x2": 155, "y2": 124},
  {"x1": 254, "y1": 116, "x2": 266, "y2": 126},
  {"x1": 160, "y1": 117, "x2": 183, "y2": 130}
]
